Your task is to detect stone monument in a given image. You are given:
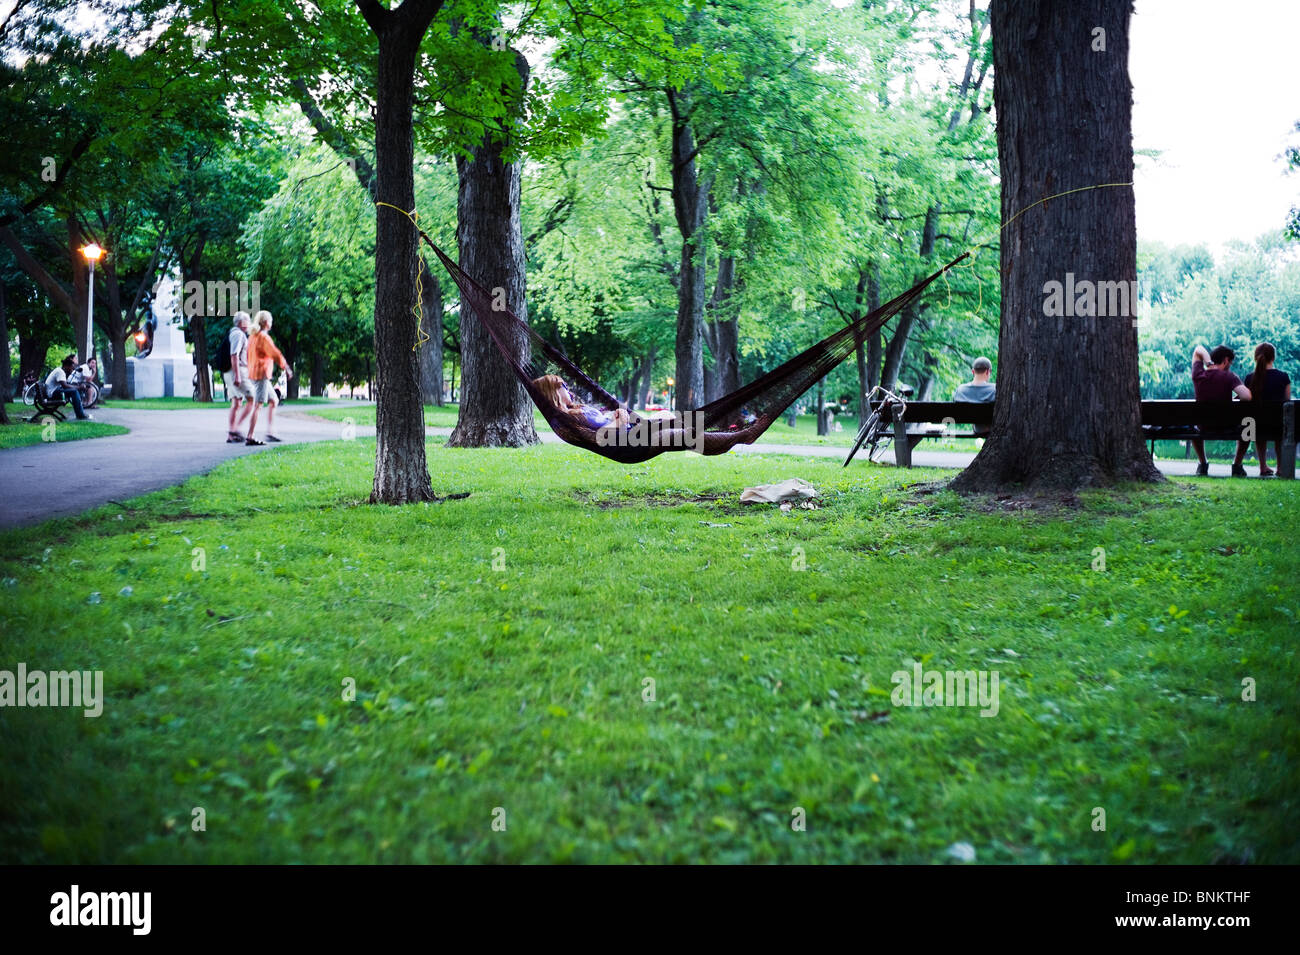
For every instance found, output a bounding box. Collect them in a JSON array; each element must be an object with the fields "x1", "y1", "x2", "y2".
[{"x1": 125, "y1": 271, "x2": 196, "y2": 399}]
